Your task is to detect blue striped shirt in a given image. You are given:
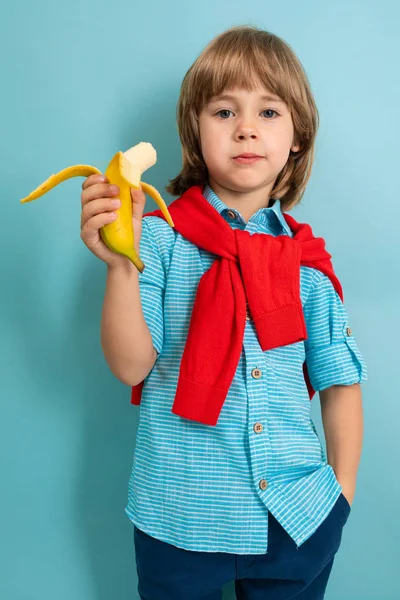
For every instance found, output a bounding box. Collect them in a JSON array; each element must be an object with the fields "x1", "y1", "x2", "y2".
[{"x1": 125, "y1": 183, "x2": 368, "y2": 554}]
